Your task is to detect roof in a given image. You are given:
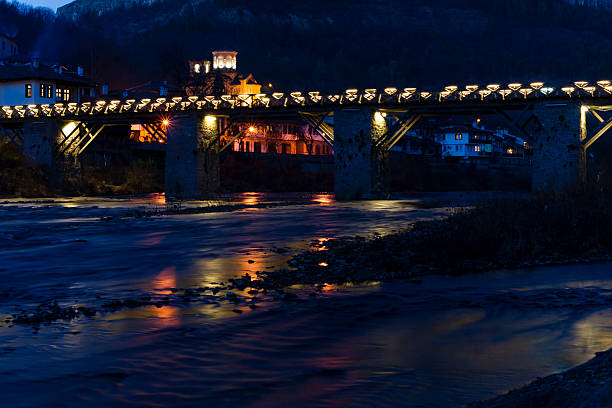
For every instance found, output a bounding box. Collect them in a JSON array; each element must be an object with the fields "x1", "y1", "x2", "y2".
[
  {"x1": 229, "y1": 73, "x2": 259, "y2": 85},
  {"x1": 0, "y1": 35, "x2": 18, "y2": 46},
  {"x1": 440, "y1": 125, "x2": 495, "y2": 134},
  {"x1": 0, "y1": 62, "x2": 97, "y2": 86}
]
